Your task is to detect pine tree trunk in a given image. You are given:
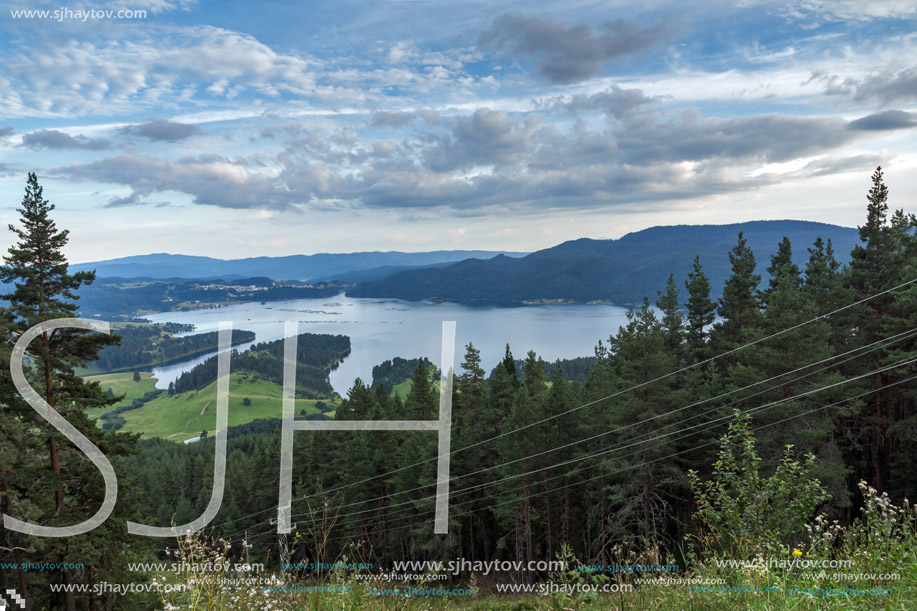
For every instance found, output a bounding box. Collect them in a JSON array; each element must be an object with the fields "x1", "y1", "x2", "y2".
[
  {"x1": 41, "y1": 332, "x2": 76, "y2": 611},
  {"x1": 875, "y1": 370, "x2": 885, "y2": 492},
  {"x1": 469, "y1": 513, "x2": 475, "y2": 563},
  {"x1": 600, "y1": 473, "x2": 607, "y2": 564},
  {"x1": 514, "y1": 518, "x2": 523, "y2": 580},
  {"x1": 3, "y1": 478, "x2": 30, "y2": 610},
  {"x1": 63, "y1": 567, "x2": 77, "y2": 611},
  {"x1": 523, "y1": 476, "x2": 533, "y2": 577},
  {"x1": 13, "y1": 547, "x2": 30, "y2": 611},
  {"x1": 43, "y1": 332, "x2": 65, "y2": 516},
  {"x1": 563, "y1": 484, "x2": 570, "y2": 548},
  {"x1": 482, "y1": 491, "x2": 493, "y2": 562},
  {"x1": 643, "y1": 474, "x2": 652, "y2": 542},
  {"x1": 874, "y1": 296, "x2": 886, "y2": 493},
  {"x1": 586, "y1": 493, "x2": 592, "y2": 560},
  {"x1": 545, "y1": 486, "x2": 553, "y2": 563}
]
